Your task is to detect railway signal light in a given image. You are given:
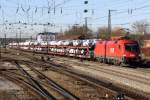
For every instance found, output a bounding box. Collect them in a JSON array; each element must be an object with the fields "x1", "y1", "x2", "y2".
[
  {"x1": 84, "y1": 1, "x2": 88, "y2": 4},
  {"x1": 84, "y1": 9, "x2": 88, "y2": 13}
]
